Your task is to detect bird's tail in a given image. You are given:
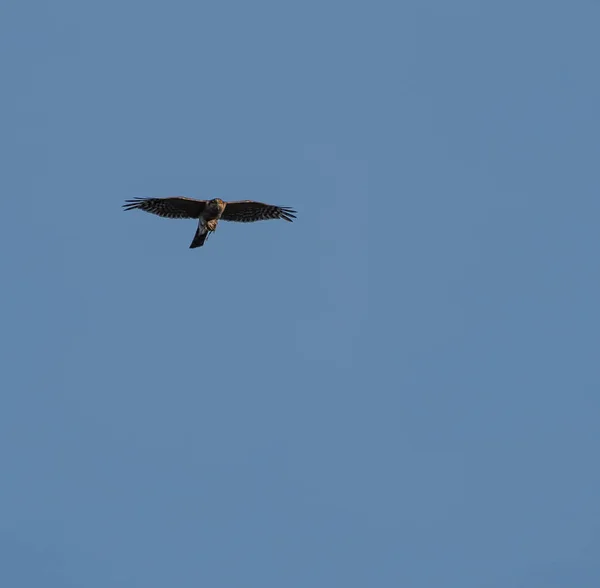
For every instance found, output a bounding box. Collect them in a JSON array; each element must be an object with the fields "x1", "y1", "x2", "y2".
[{"x1": 189, "y1": 222, "x2": 209, "y2": 249}]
